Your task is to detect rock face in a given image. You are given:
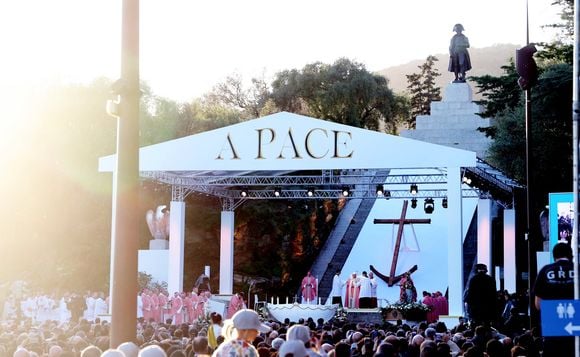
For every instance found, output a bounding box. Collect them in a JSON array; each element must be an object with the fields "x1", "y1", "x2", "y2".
[{"x1": 400, "y1": 82, "x2": 492, "y2": 159}]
